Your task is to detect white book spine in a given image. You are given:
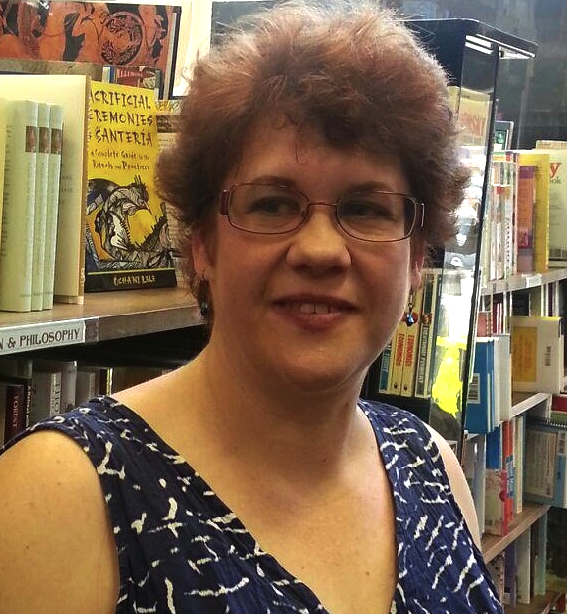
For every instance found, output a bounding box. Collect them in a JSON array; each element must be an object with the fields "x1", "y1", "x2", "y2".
[
  {"x1": 42, "y1": 104, "x2": 64, "y2": 310},
  {"x1": 0, "y1": 99, "x2": 38, "y2": 312},
  {"x1": 31, "y1": 102, "x2": 51, "y2": 311}
]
